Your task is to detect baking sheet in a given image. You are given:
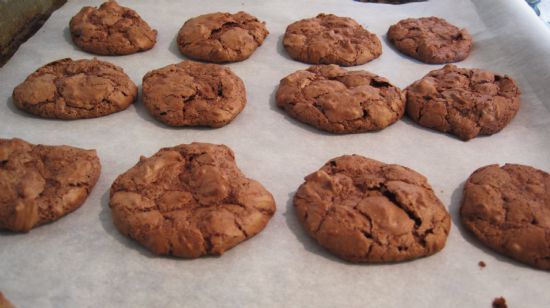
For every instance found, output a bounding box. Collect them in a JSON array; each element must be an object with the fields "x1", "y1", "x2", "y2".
[{"x1": 1, "y1": 0, "x2": 549, "y2": 307}]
